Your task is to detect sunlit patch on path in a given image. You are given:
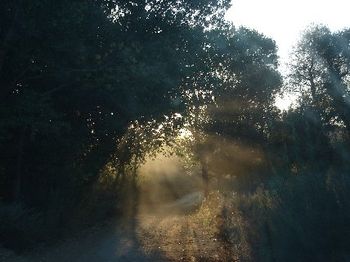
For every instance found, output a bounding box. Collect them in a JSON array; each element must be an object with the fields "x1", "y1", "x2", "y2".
[
  {"x1": 136, "y1": 192, "x2": 233, "y2": 261},
  {"x1": 4, "y1": 153, "x2": 239, "y2": 261},
  {"x1": 134, "y1": 153, "x2": 233, "y2": 260}
]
